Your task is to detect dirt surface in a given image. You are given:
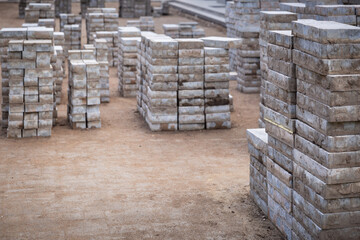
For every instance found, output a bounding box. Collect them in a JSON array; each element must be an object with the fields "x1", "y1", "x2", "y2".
[{"x1": 0, "y1": 2, "x2": 282, "y2": 239}]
